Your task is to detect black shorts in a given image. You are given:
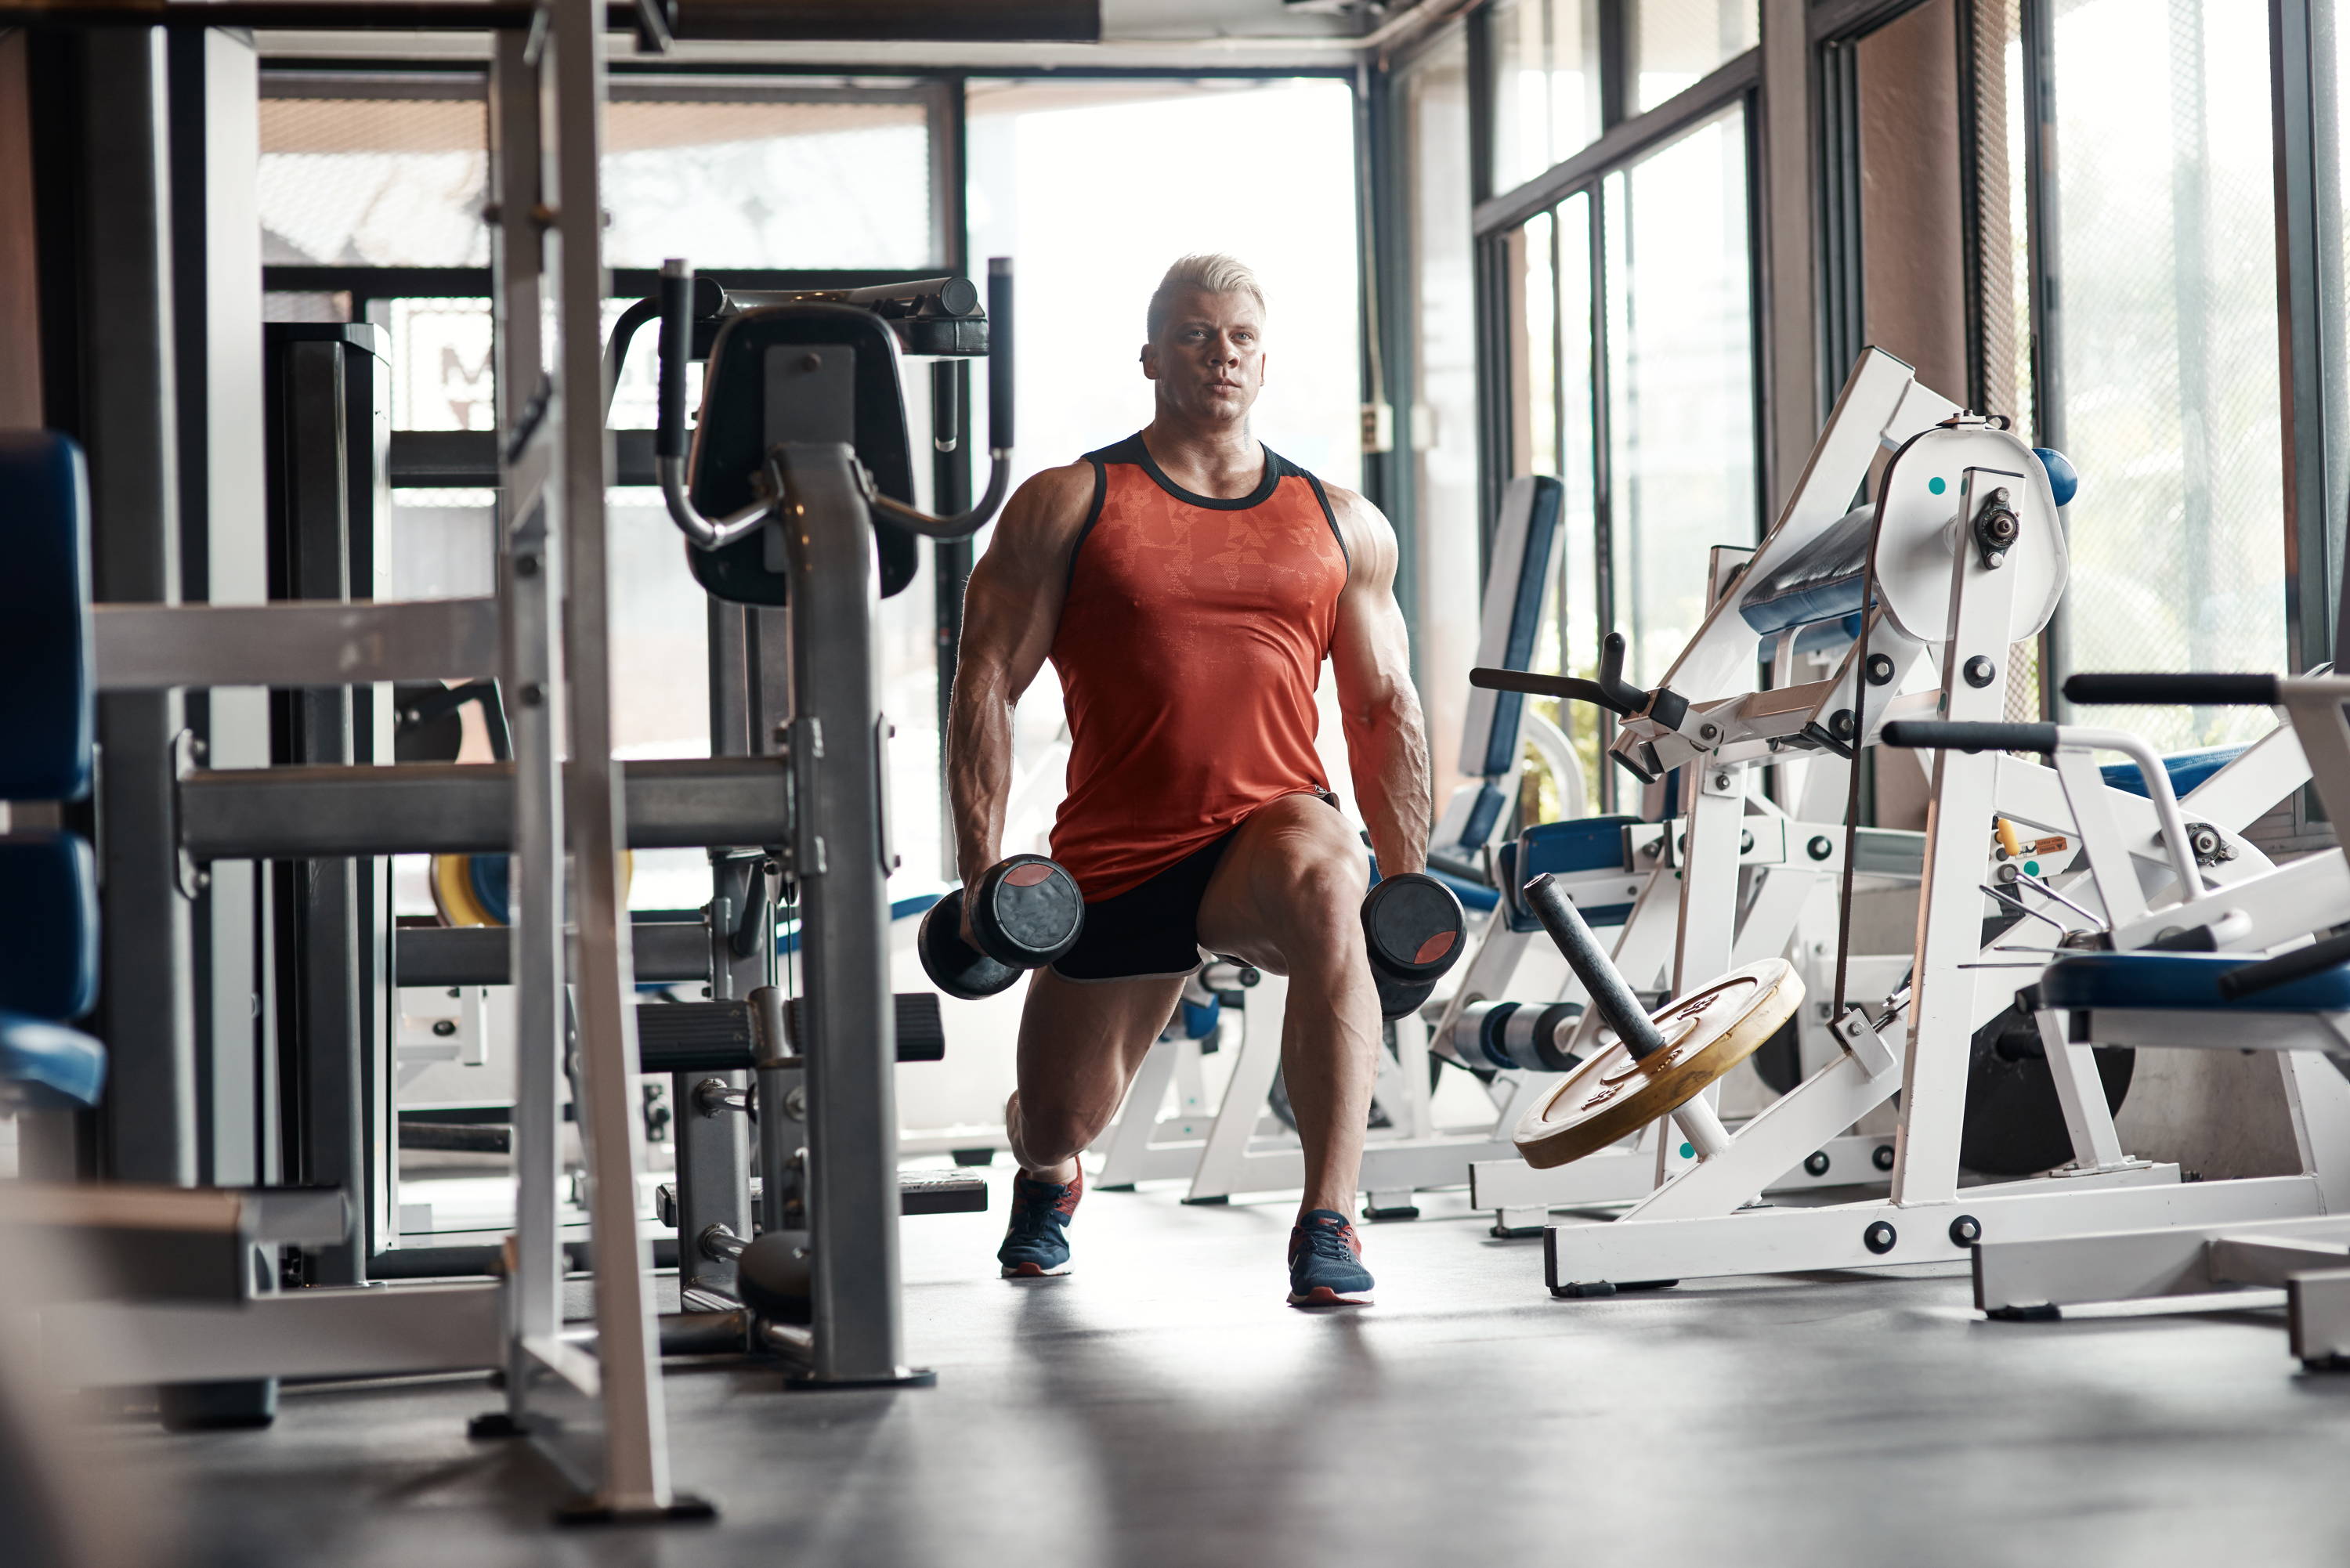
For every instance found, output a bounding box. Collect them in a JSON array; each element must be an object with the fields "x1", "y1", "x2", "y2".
[
  {"x1": 1050, "y1": 829, "x2": 1239, "y2": 982},
  {"x1": 1050, "y1": 791, "x2": 1340, "y2": 983}
]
